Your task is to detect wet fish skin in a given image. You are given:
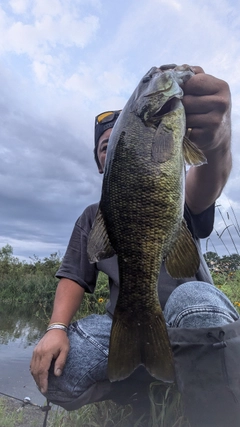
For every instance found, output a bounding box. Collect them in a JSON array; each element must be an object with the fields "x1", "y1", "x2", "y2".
[{"x1": 87, "y1": 65, "x2": 205, "y2": 383}]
